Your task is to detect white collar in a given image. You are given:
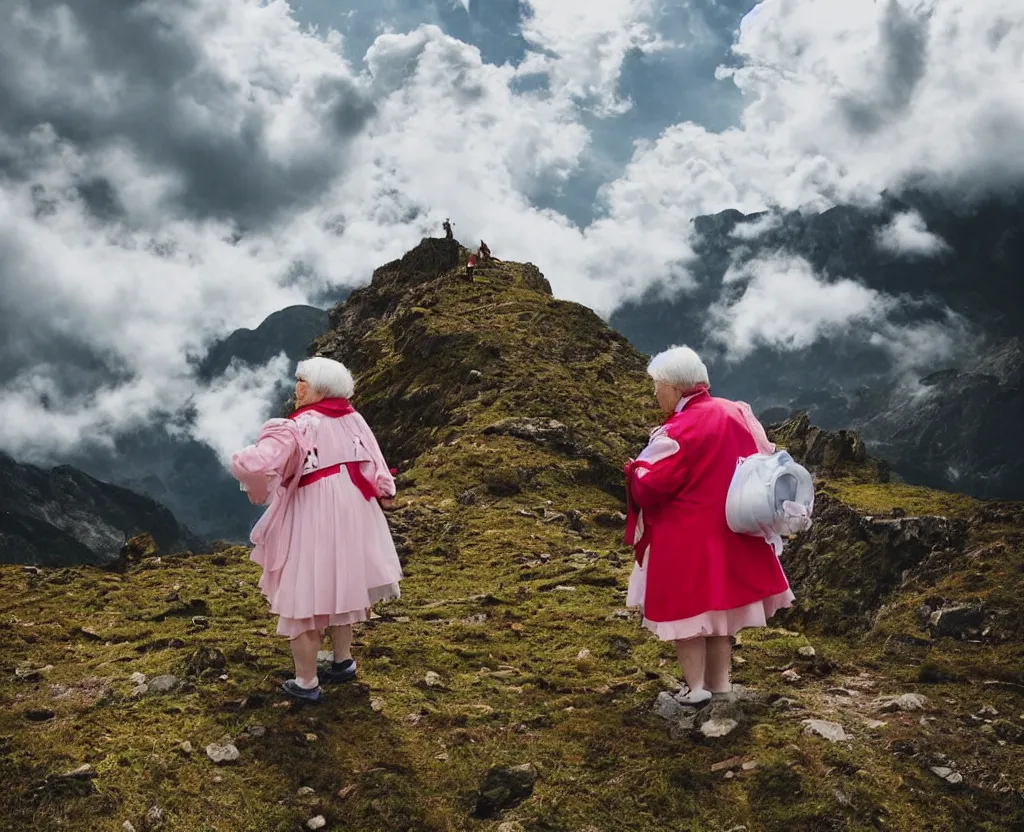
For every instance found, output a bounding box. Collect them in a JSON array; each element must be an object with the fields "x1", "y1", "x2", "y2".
[{"x1": 675, "y1": 392, "x2": 699, "y2": 413}]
